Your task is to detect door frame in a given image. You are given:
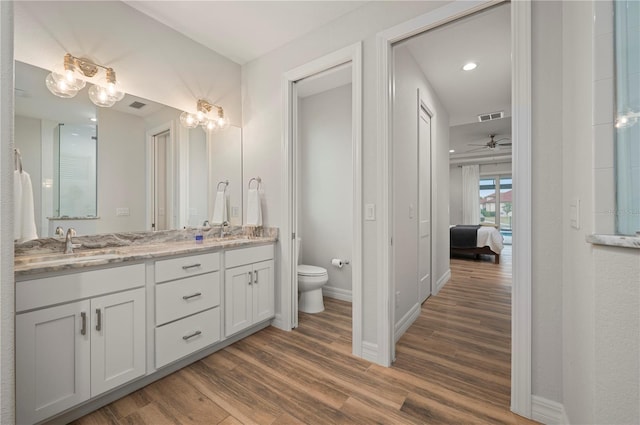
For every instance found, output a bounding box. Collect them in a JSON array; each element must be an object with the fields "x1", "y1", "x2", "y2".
[
  {"x1": 418, "y1": 96, "x2": 433, "y2": 303},
  {"x1": 280, "y1": 42, "x2": 363, "y2": 356},
  {"x1": 145, "y1": 122, "x2": 175, "y2": 231},
  {"x1": 376, "y1": 0, "x2": 532, "y2": 417}
]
